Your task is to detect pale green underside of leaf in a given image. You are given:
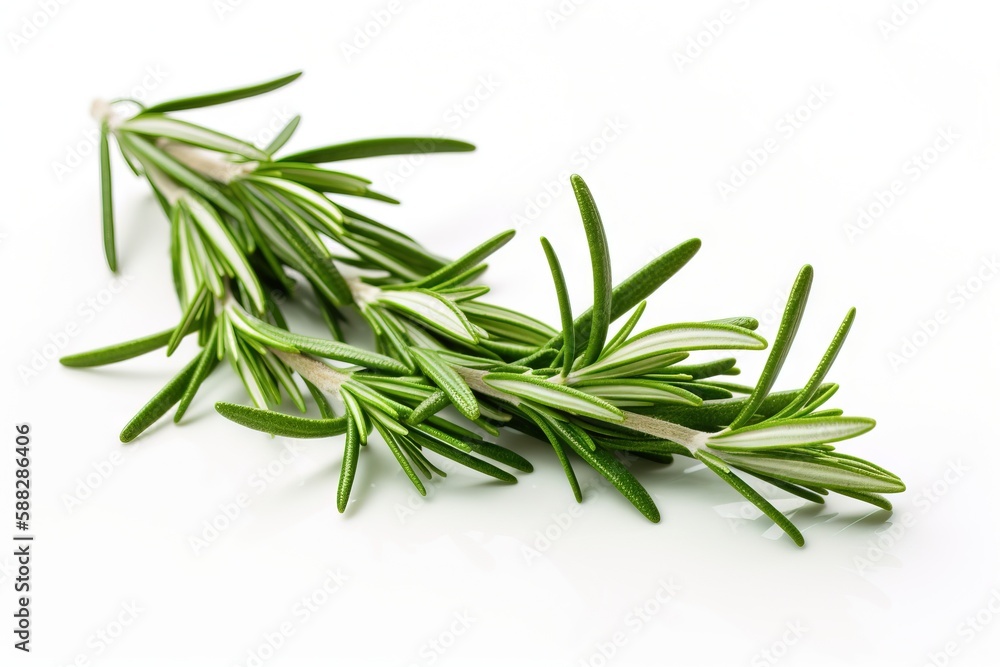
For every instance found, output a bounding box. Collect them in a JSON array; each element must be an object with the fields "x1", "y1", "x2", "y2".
[
  {"x1": 482, "y1": 373, "x2": 624, "y2": 422},
  {"x1": 718, "y1": 452, "x2": 905, "y2": 493},
  {"x1": 707, "y1": 416, "x2": 875, "y2": 450}
]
